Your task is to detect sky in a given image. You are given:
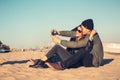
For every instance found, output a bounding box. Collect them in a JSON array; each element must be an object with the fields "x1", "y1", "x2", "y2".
[{"x1": 0, "y1": 0, "x2": 120, "y2": 48}]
